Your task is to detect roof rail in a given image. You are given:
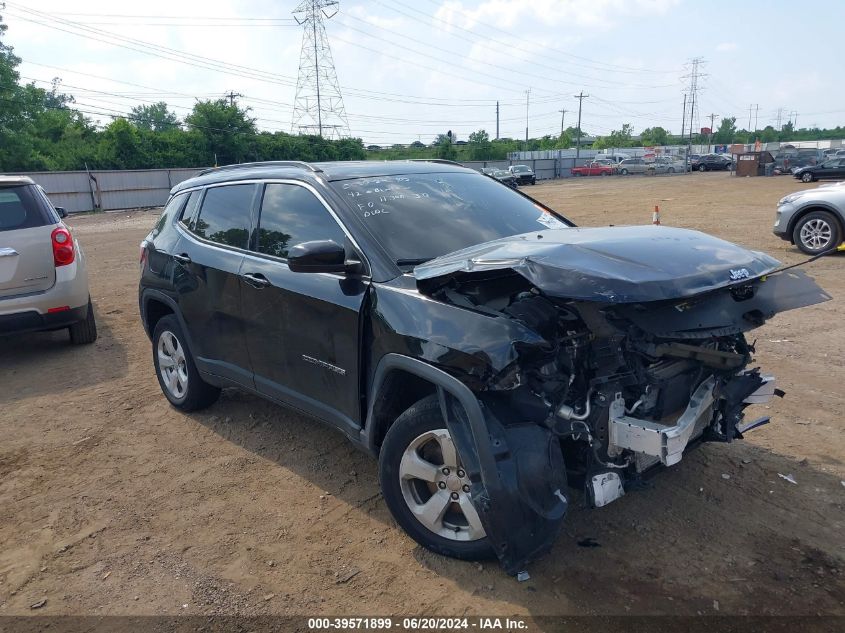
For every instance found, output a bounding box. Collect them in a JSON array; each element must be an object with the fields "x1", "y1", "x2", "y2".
[
  {"x1": 197, "y1": 161, "x2": 322, "y2": 176},
  {"x1": 407, "y1": 159, "x2": 465, "y2": 167}
]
